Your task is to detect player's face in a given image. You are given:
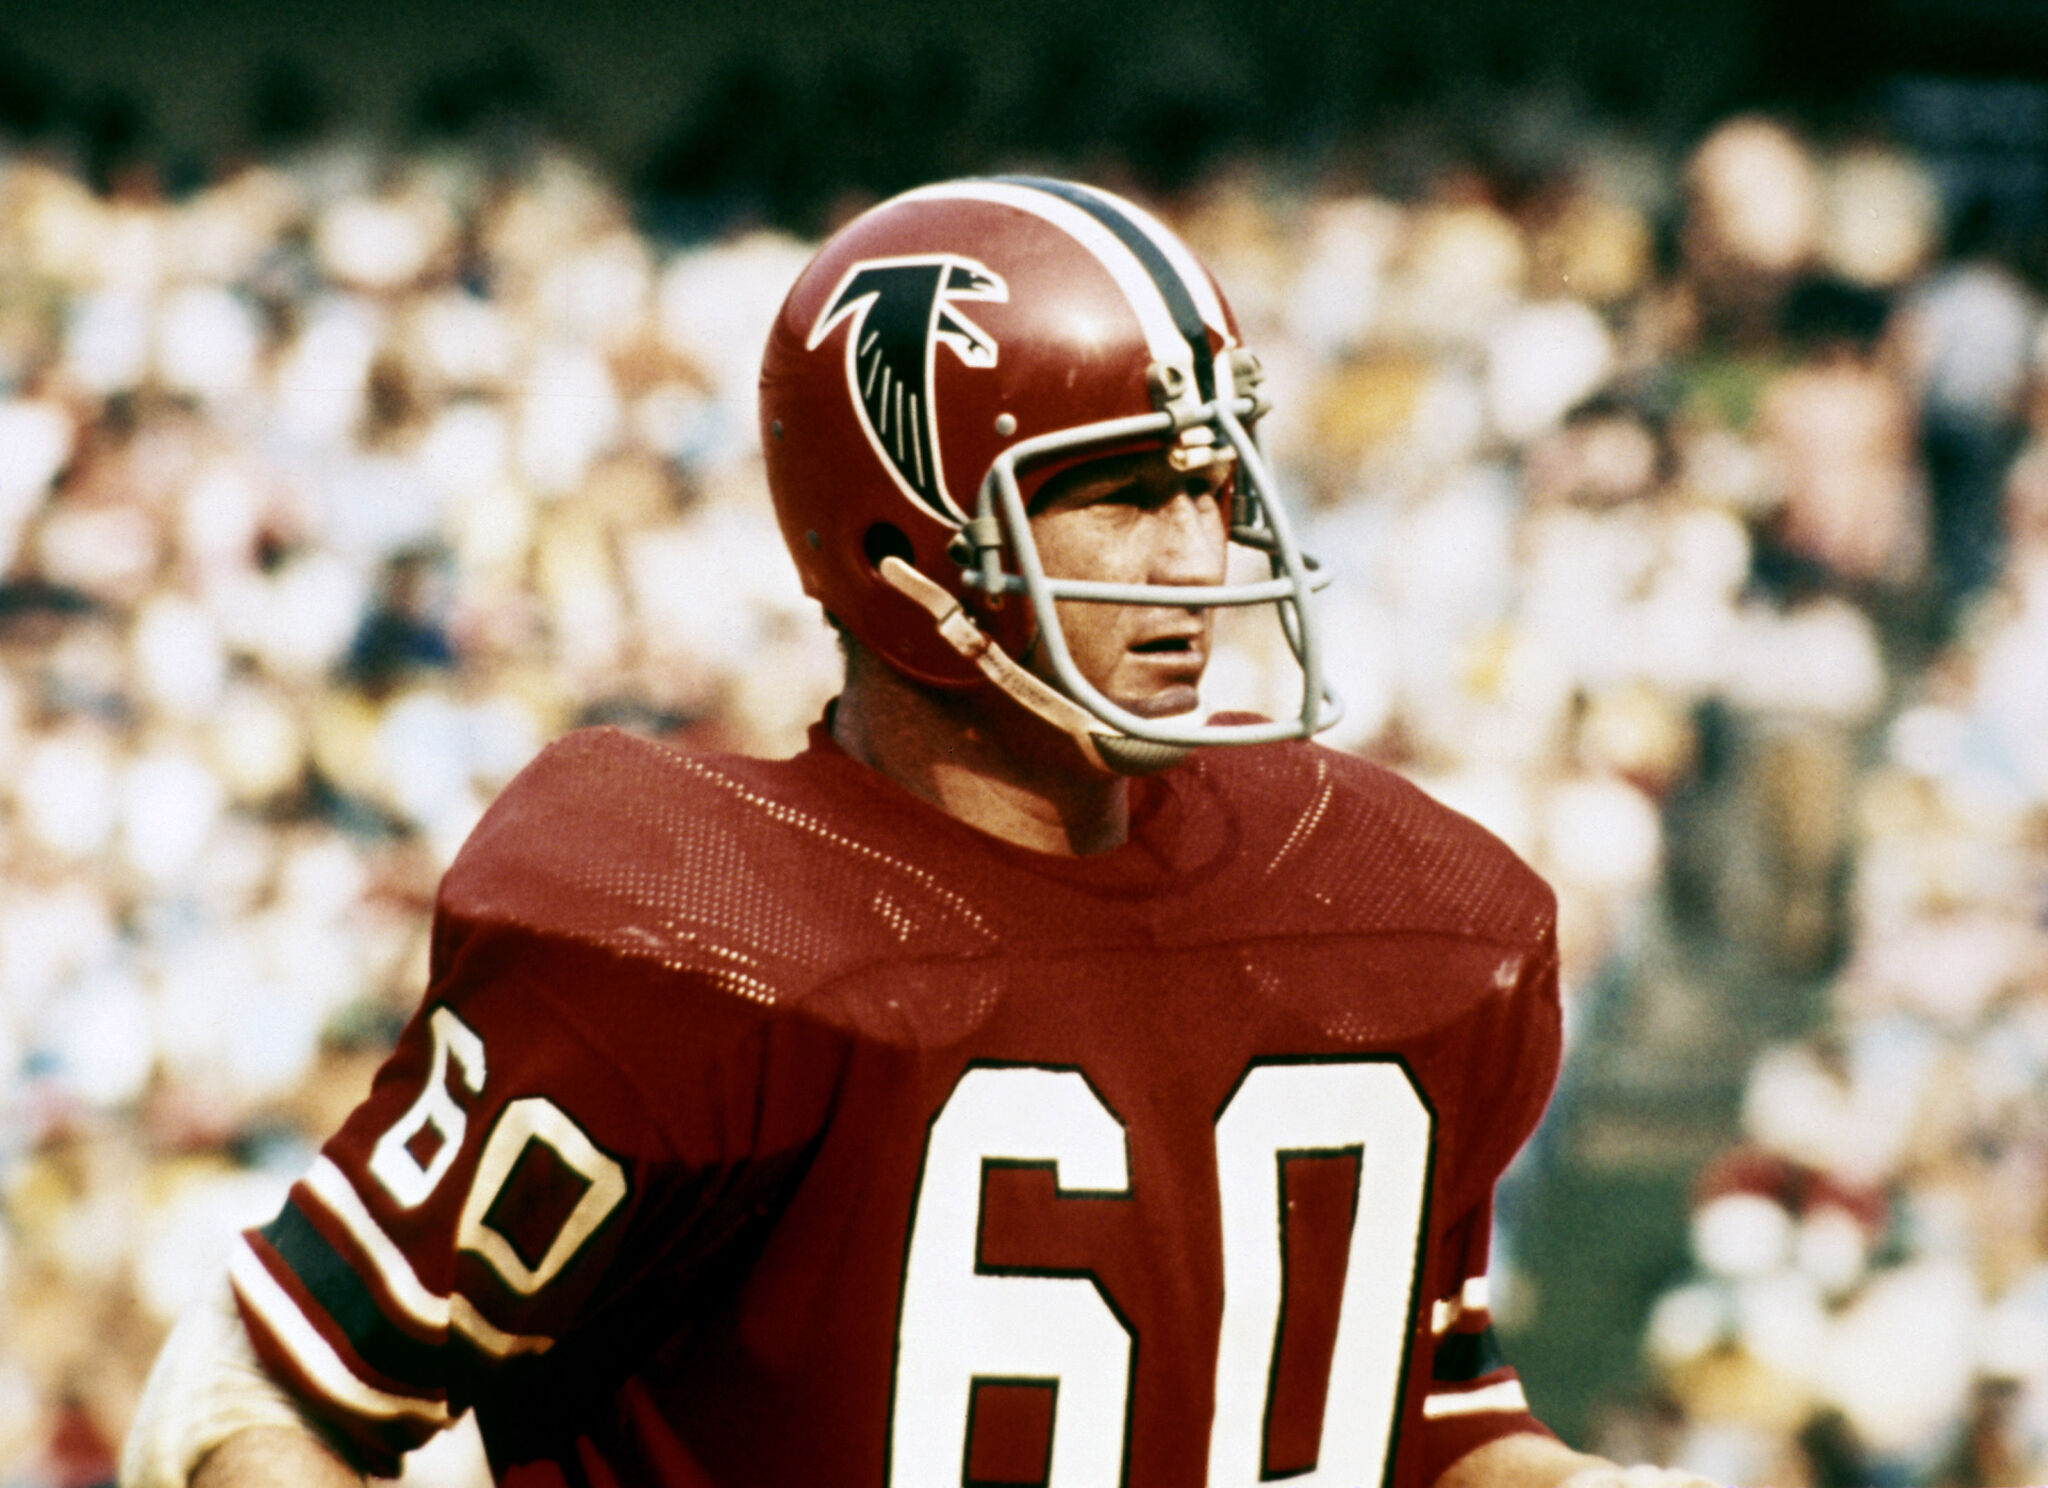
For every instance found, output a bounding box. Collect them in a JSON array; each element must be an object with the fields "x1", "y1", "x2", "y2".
[{"x1": 1026, "y1": 448, "x2": 1229, "y2": 721}]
